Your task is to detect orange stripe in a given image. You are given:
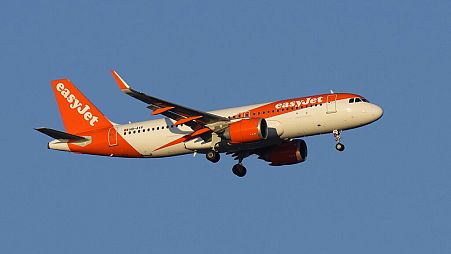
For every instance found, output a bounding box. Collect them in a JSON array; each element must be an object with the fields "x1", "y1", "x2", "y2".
[
  {"x1": 154, "y1": 127, "x2": 211, "y2": 151},
  {"x1": 244, "y1": 93, "x2": 360, "y2": 120},
  {"x1": 154, "y1": 136, "x2": 190, "y2": 151},
  {"x1": 68, "y1": 128, "x2": 142, "y2": 158}
]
